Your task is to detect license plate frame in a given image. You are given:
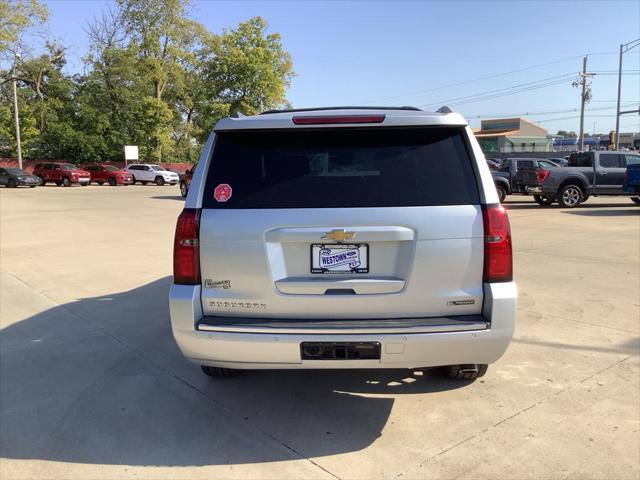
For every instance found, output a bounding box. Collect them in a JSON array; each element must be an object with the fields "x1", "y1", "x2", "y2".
[{"x1": 310, "y1": 243, "x2": 369, "y2": 274}]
